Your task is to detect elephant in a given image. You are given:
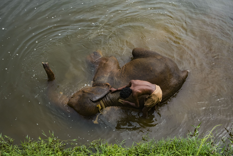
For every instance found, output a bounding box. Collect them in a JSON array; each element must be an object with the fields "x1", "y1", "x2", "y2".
[{"x1": 42, "y1": 48, "x2": 188, "y2": 117}]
